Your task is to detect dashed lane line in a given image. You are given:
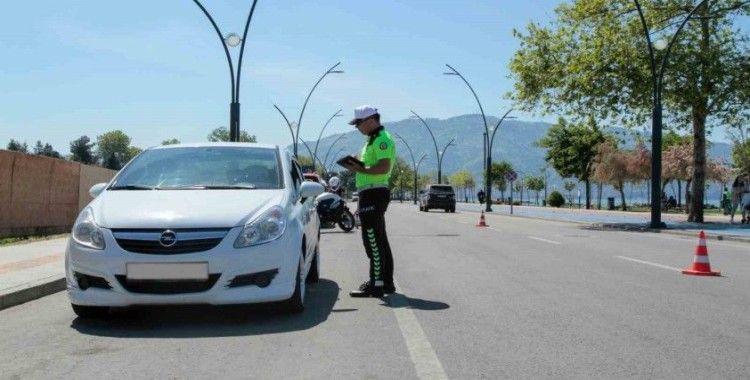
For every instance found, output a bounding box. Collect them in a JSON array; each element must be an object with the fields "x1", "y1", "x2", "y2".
[
  {"x1": 527, "y1": 236, "x2": 562, "y2": 245},
  {"x1": 615, "y1": 256, "x2": 682, "y2": 272}
]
